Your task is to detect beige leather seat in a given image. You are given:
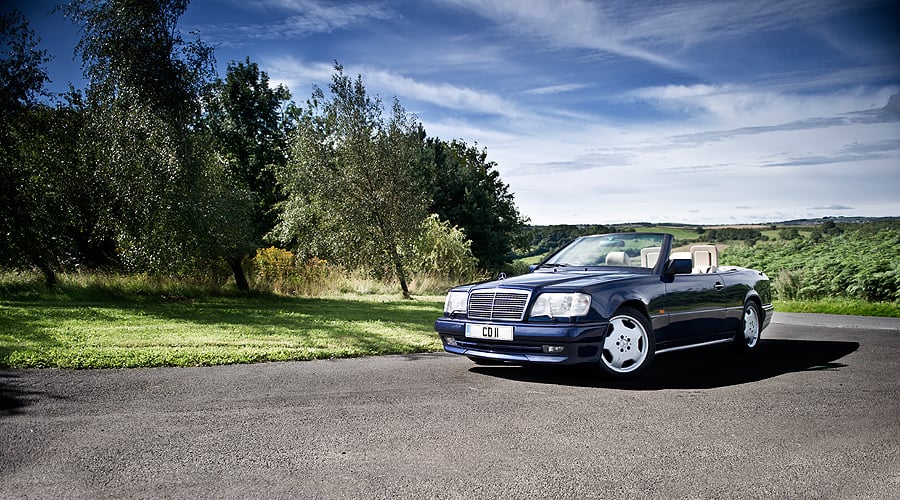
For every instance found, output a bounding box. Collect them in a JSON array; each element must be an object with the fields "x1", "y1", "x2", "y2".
[
  {"x1": 691, "y1": 245, "x2": 718, "y2": 273},
  {"x1": 605, "y1": 251, "x2": 629, "y2": 266},
  {"x1": 641, "y1": 247, "x2": 660, "y2": 268}
]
